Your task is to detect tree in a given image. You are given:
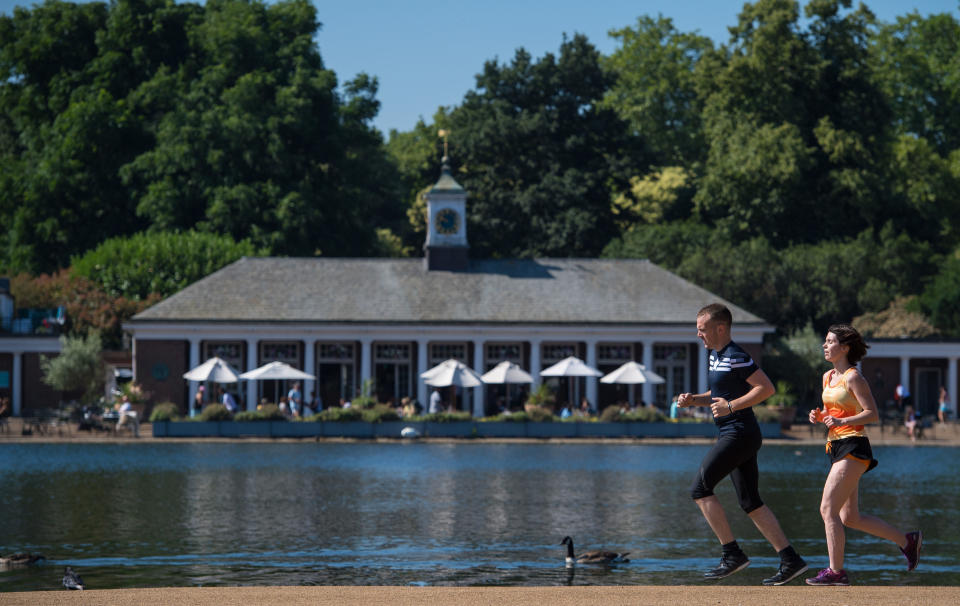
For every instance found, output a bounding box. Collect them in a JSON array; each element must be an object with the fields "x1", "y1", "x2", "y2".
[
  {"x1": 71, "y1": 230, "x2": 263, "y2": 300},
  {"x1": 603, "y1": 15, "x2": 713, "y2": 167},
  {"x1": 871, "y1": 11, "x2": 960, "y2": 156},
  {"x1": 447, "y1": 34, "x2": 643, "y2": 258},
  {"x1": 41, "y1": 332, "x2": 105, "y2": 404},
  {"x1": 917, "y1": 248, "x2": 960, "y2": 336}
]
